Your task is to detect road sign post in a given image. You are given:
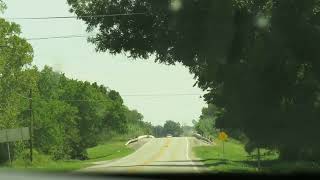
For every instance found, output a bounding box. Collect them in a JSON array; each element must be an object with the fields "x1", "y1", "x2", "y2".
[
  {"x1": 7, "y1": 142, "x2": 11, "y2": 165},
  {"x1": 218, "y1": 131, "x2": 228, "y2": 159},
  {"x1": 0, "y1": 127, "x2": 30, "y2": 164},
  {"x1": 5, "y1": 130, "x2": 11, "y2": 165},
  {"x1": 257, "y1": 147, "x2": 261, "y2": 170},
  {"x1": 29, "y1": 89, "x2": 33, "y2": 163},
  {"x1": 222, "y1": 141, "x2": 225, "y2": 159}
]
